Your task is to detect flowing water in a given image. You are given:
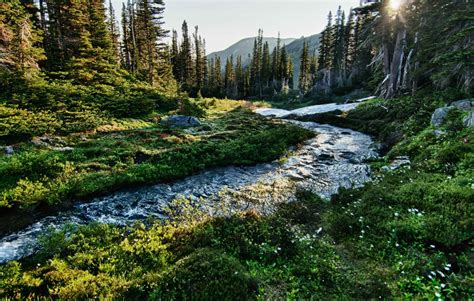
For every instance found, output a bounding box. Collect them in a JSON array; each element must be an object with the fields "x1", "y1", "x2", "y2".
[{"x1": 0, "y1": 102, "x2": 378, "y2": 263}]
